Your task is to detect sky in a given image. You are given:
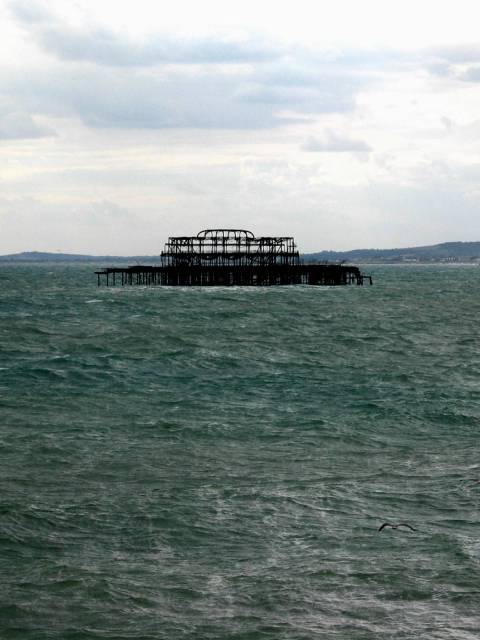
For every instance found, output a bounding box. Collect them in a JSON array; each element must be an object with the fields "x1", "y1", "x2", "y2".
[{"x1": 1, "y1": 0, "x2": 480, "y2": 254}]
